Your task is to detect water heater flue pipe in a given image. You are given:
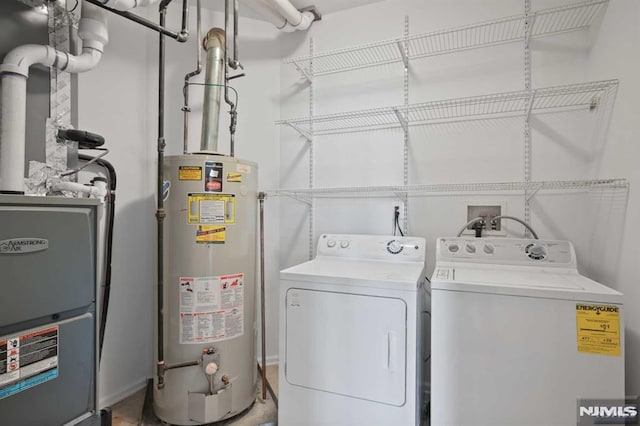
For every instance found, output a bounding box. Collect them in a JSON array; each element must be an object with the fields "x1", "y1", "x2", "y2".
[
  {"x1": 200, "y1": 28, "x2": 226, "y2": 152},
  {"x1": 0, "y1": 1, "x2": 108, "y2": 194}
]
